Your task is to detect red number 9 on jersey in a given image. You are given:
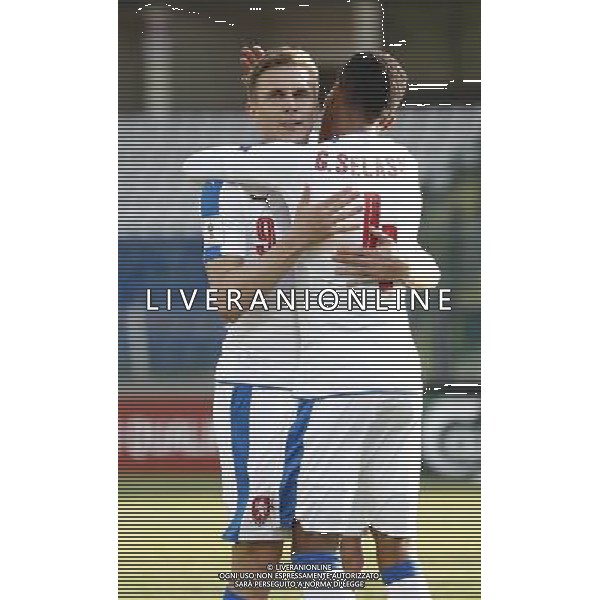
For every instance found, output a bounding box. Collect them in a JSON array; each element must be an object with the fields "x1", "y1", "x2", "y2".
[{"x1": 256, "y1": 216, "x2": 276, "y2": 255}]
